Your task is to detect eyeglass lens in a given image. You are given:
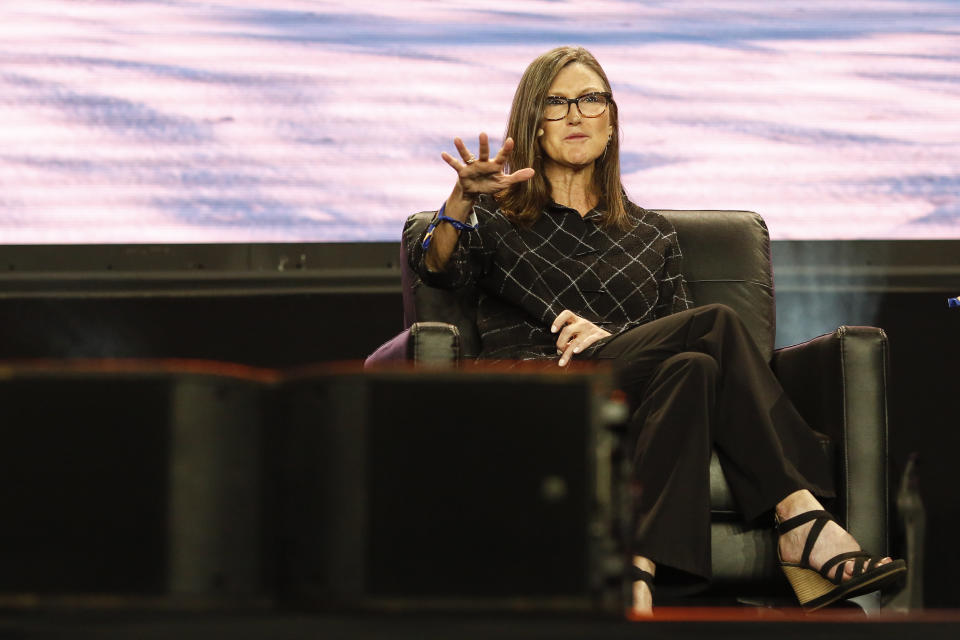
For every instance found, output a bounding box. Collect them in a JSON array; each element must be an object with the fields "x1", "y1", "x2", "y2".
[{"x1": 543, "y1": 93, "x2": 608, "y2": 120}]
